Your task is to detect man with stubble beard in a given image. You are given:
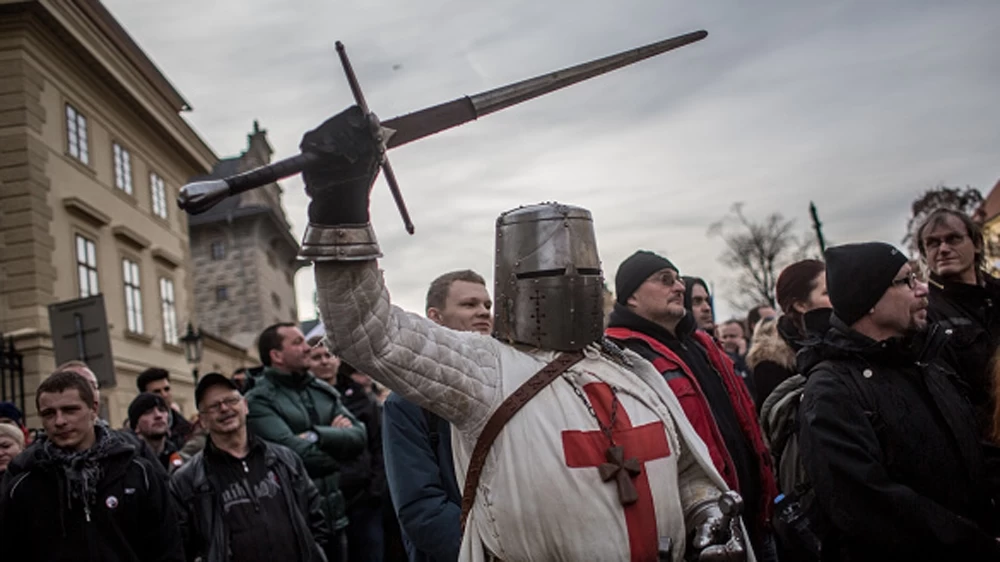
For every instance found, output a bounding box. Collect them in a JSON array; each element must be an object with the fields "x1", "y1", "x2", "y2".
[
  {"x1": 246, "y1": 323, "x2": 367, "y2": 562},
  {"x1": 798, "y1": 242, "x2": 1000, "y2": 561},
  {"x1": 383, "y1": 270, "x2": 492, "y2": 562}
]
